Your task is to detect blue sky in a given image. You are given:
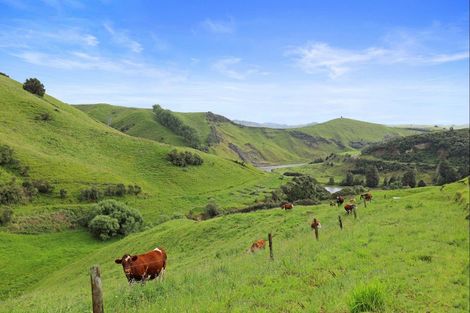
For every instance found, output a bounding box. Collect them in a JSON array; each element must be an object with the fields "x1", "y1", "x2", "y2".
[{"x1": 1, "y1": 0, "x2": 468, "y2": 124}]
